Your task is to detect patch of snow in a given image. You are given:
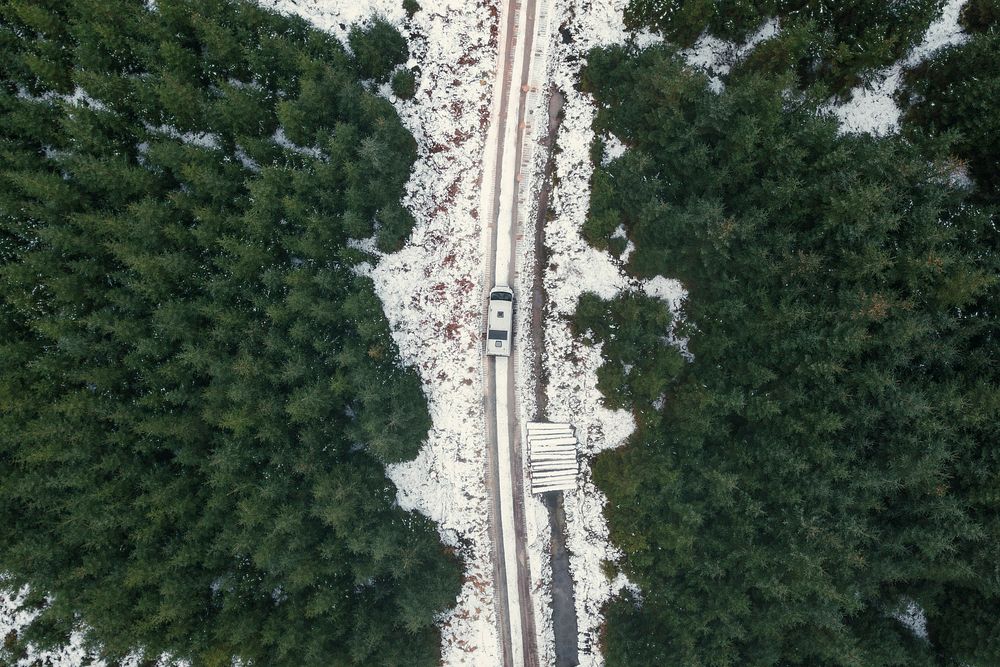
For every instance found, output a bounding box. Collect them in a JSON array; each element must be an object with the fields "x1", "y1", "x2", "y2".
[
  {"x1": 234, "y1": 145, "x2": 260, "y2": 172},
  {"x1": 271, "y1": 127, "x2": 322, "y2": 158},
  {"x1": 346, "y1": 232, "x2": 379, "y2": 259},
  {"x1": 610, "y1": 225, "x2": 636, "y2": 263},
  {"x1": 613, "y1": 571, "x2": 643, "y2": 605},
  {"x1": 143, "y1": 123, "x2": 221, "y2": 150},
  {"x1": 893, "y1": 597, "x2": 929, "y2": 641},
  {"x1": 630, "y1": 27, "x2": 664, "y2": 50},
  {"x1": 821, "y1": 69, "x2": 906, "y2": 136},
  {"x1": 16, "y1": 85, "x2": 108, "y2": 111},
  {"x1": 63, "y1": 87, "x2": 110, "y2": 111},
  {"x1": 375, "y1": 77, "x2": 396, "y2": 102},
  {"x1": 680, "y1": 33, "x2": 730, "y2": 72},
  {"x1": 256, "y1": 0, "x2": 406, "y2": 45},
  {"x1": 821, "y1": 0, "x2": 969, "y2": 136},
  {"x1": 680, "y1": 18, "x2": 780, "y2": 92},
  {"x1": 905, "y1": 0, "x2": 970, "y2": 67},
  {"x1": 42, "y1": 146, "x2": 66, "y2": 160},
  {"x1": 225, "y1": 77, "x2": 262, "y2": 91},
  {"x1": 620, "y1": 239, "x2": 635, "y2": 264},
  {"x1": 643, "y1": 275, "x2": 684, "y2": 304},
  {"x1": 946, "y1": 160, "x2": 974, "y2": 190},
  {"x1": 743, "y1": 18, "x2": 781, "y2": 51},
  {"x1": 600, "y1": 133, "x2": 627, "y2": 166},
  {"x1": 643, "y1": 275, "x2": 691, "y2": 360}
]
